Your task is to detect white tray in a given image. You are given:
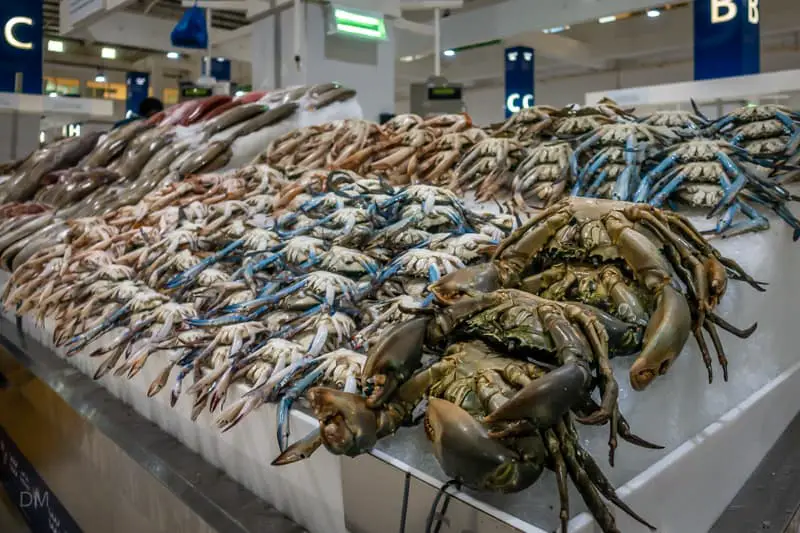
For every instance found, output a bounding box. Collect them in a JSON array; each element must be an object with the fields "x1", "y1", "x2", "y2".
[{"x1": 3, "y1": 210, "x2": 799, "y2": 533}]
